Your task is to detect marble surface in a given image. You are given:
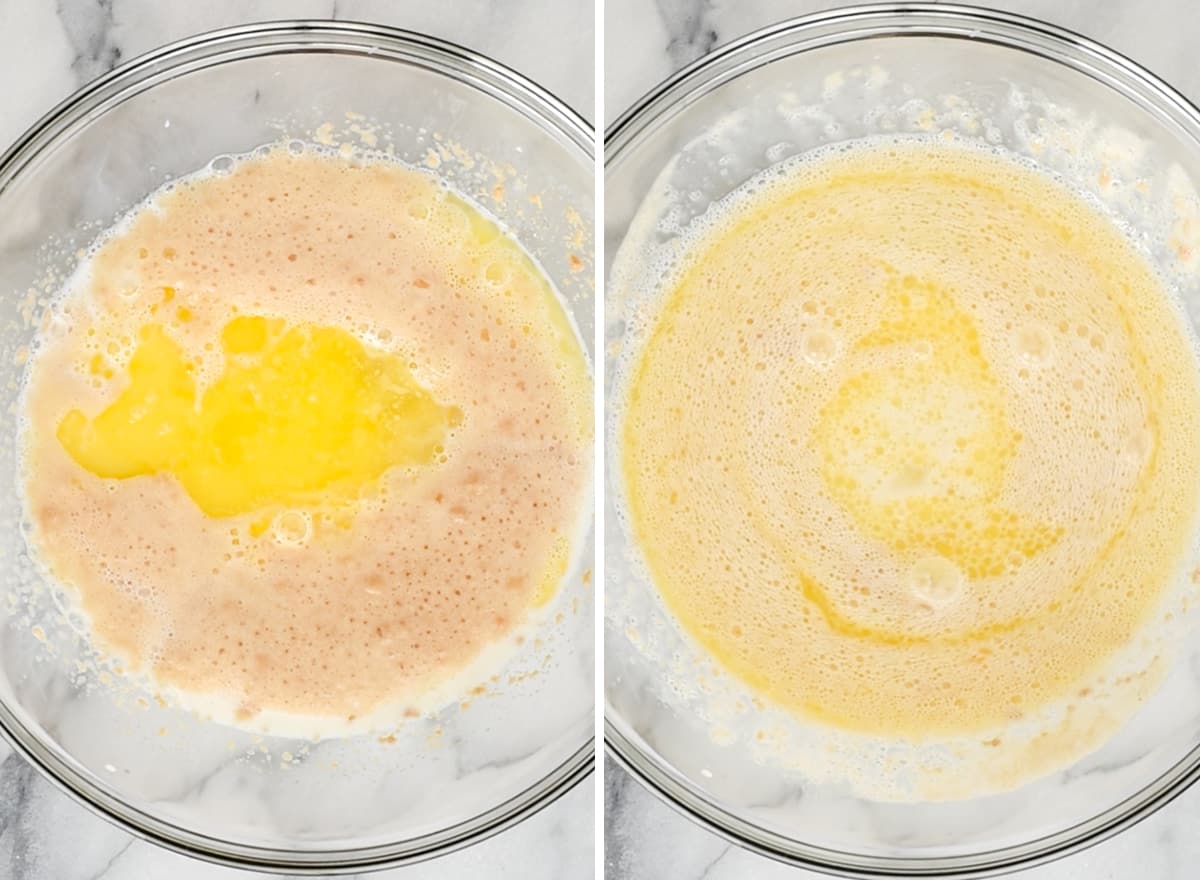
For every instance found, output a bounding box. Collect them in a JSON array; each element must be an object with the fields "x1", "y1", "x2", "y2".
[
  {"x1": 1, "y1": 0, "x2": 593, "y2": 153},
  {"x1": 604, "y1": 755, "x2": 1200, "y2": 880},
  {"x1": 604, "y1": 1, "x2": 1200, "y2": 878},
  {"x1": 0, "y1": 746, "x2": 593, "y2": 880},
  {"x1": 0, "y1": 1, "x2": 594, "y2": 879},
  {"x1": 602, "y1": 0, "x2": 1200, "y2": 125}
]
